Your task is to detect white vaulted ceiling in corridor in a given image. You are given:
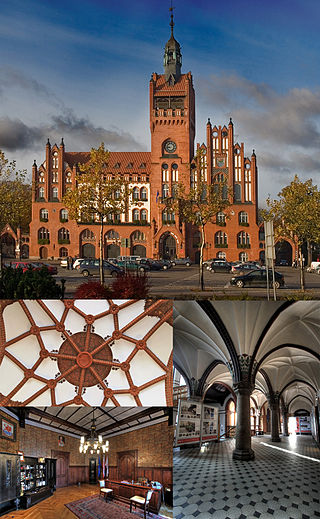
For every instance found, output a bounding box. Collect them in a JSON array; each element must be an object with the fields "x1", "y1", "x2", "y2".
[{"x1": 173, "y1": 301, "x2": 320, "y2": 410}]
